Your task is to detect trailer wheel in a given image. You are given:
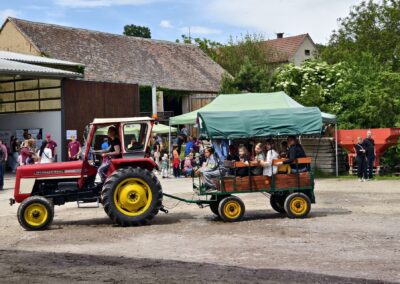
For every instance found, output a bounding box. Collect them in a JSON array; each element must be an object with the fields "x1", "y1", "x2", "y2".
[
  {"x1": 284, "y1": 192, "x2": 311, "y2": 219},
  {"x1": 101, "y1": 167, "x2": 162, "y2": 226},
  {"x1": 209, "y1": 195, "x2": 226, "y2": 216},
  {"x1": 270, "y1": 194, "x2": 286, "y2": 213},
  {"x1": 218, "y1": 196, "x2": 245, "y2": 222},
  {"x1": 17, "y1": 196, "x2": 54, "y2": 231},
  {"x1": 210, "y1": 202, "x2": 220, "y2": 216}
]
